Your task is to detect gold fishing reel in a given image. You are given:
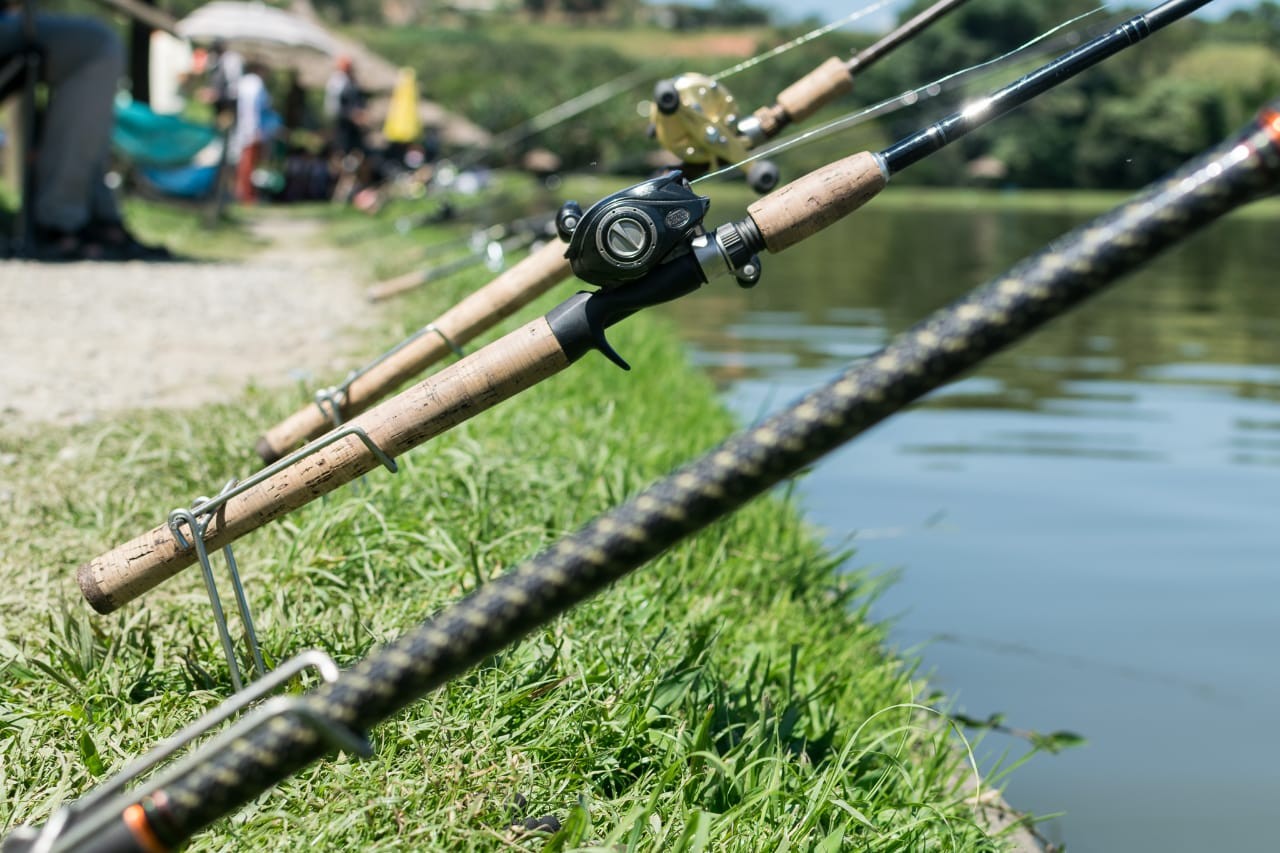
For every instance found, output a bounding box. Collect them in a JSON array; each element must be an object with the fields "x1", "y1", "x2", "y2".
[{"x1": 650, "y1": 73, "x2": 779, "y2": 193}]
